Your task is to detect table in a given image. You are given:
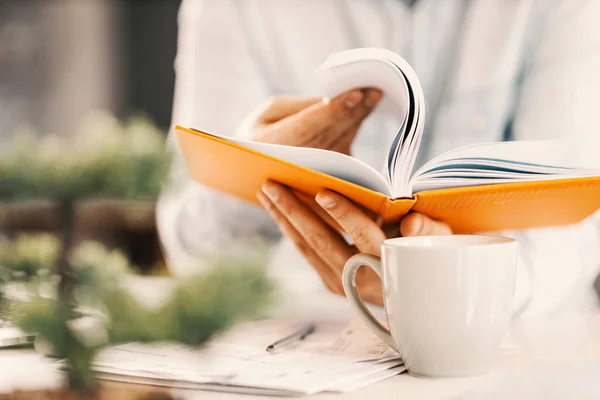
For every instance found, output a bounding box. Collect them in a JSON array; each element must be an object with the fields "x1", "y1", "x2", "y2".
[
  {"x1": 1, "y1": 289, "x2": 600, "y2": 399},
  {"x1": 175, "y1": 308, "x2": 600, "y2": 399}
]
